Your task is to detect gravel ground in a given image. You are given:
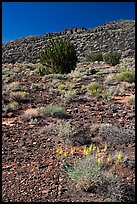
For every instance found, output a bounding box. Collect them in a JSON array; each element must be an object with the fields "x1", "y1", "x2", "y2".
[{"x1": 2, "y1": 61, "x2": 135, "y2": 202}]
